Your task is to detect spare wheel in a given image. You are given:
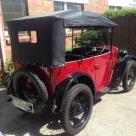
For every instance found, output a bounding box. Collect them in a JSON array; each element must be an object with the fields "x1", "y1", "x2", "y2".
[{"x1": 13, "y1": 69, "x2": 48, "y2": 113}]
